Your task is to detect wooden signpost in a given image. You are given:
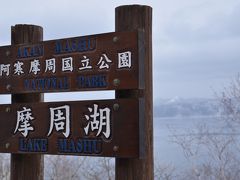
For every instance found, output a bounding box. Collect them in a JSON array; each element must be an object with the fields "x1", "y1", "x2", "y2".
[
  {"x1": 11, "y1": 25, "x2": 44, "y2": 180},
  {"x1": 0, "y1": 4, "x2": 152, "y2": 180},
  {"x1": 115, "y1": 5, "x2": 153, "y2": 180}
]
